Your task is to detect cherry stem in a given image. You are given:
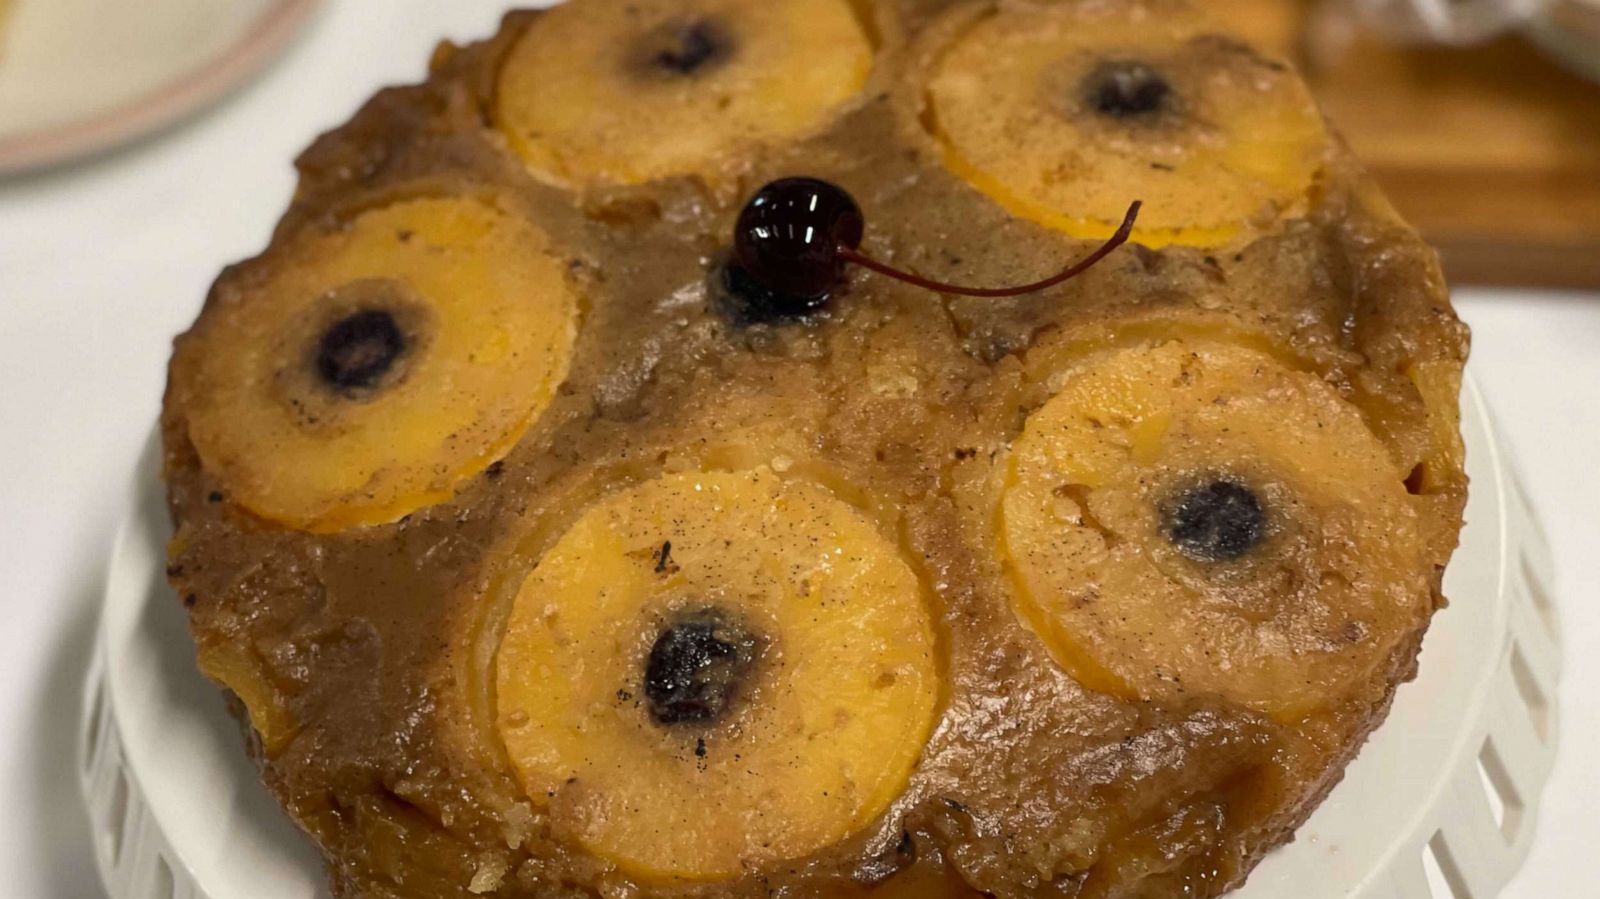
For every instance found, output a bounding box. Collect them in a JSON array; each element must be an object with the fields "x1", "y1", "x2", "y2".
[{"x1": 838, "y1": 200, "x2": 1142, "y2": 298}]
